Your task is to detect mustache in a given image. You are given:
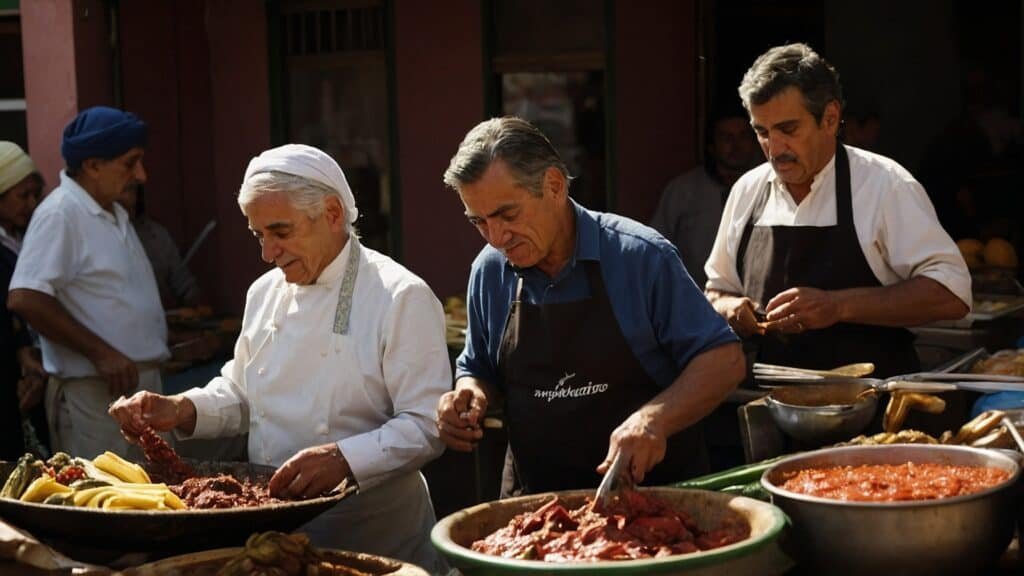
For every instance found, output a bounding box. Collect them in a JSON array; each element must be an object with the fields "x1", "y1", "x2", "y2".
[{"x1": 771, "y1": 153, "x2": 797, "y2": 164}]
